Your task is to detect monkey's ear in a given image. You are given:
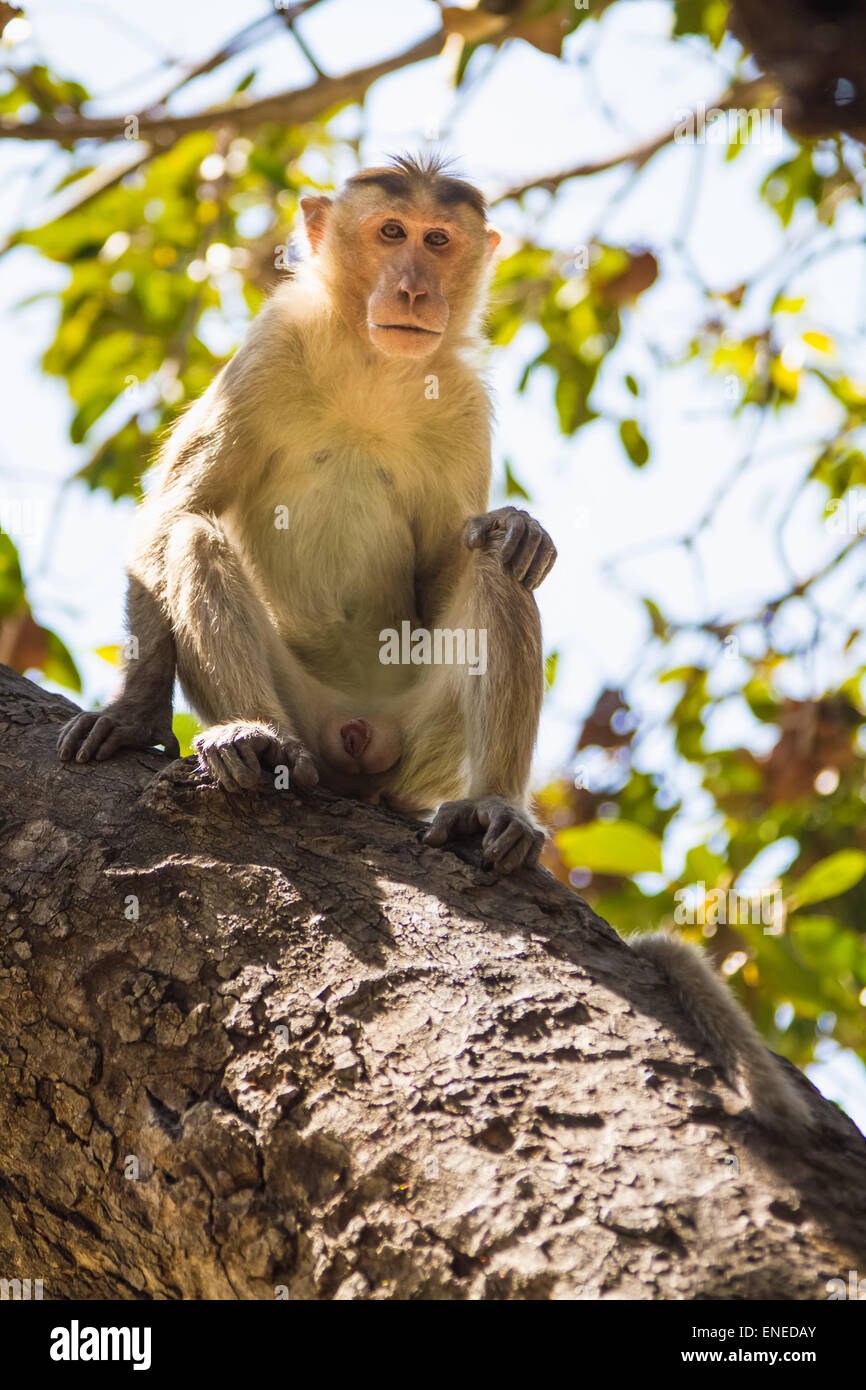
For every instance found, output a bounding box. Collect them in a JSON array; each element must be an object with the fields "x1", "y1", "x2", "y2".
[
  {"x1": 300, "y1": 195, "x2": 333, "y2": 253},
  {"x1": 486, "y1": 227, "x2": 502, "y2": 255}
]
